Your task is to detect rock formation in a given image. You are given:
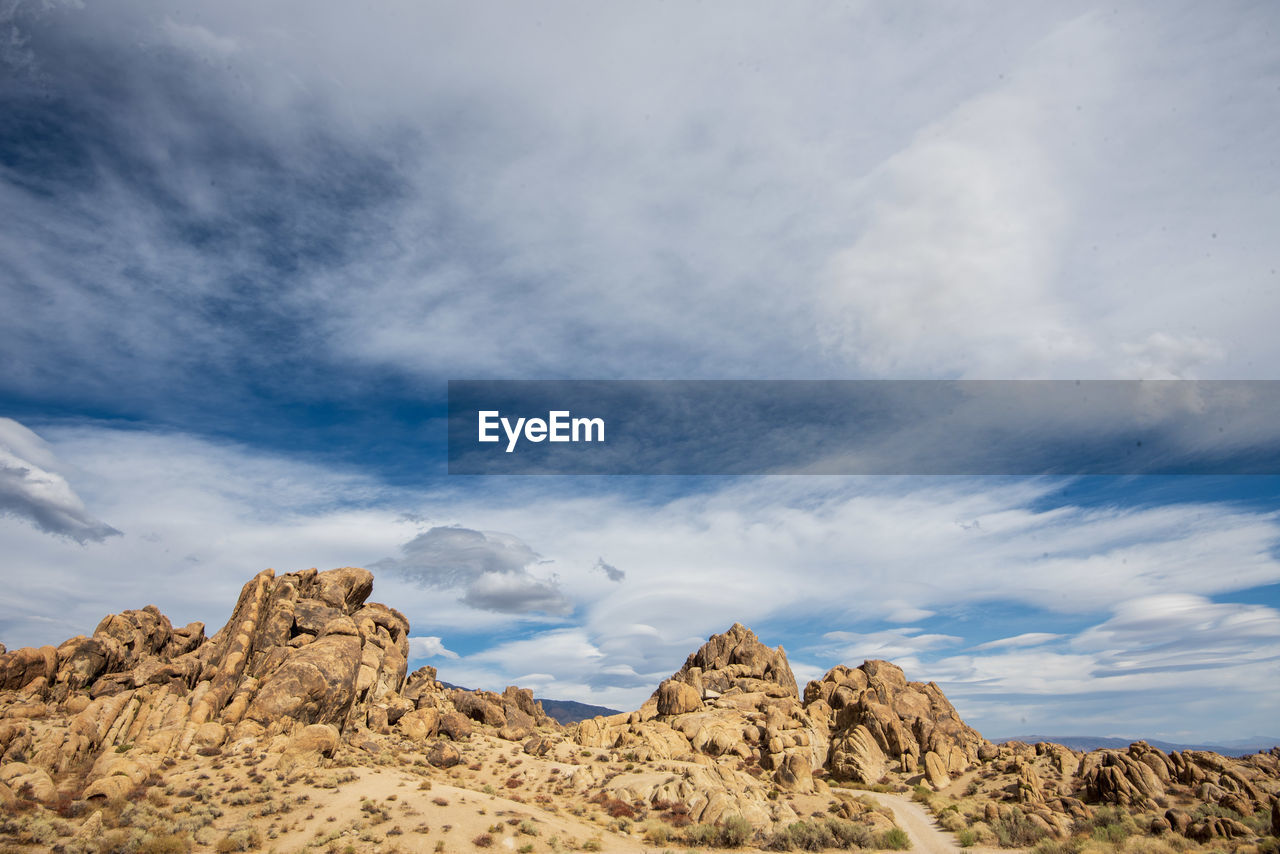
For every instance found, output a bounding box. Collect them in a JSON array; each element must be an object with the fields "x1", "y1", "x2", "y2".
[
  {"x1": 0, "y1": 567, "x2": 556, "y2": 806},
  {"x1": 2, "y1": 570, "x2": 1278, "y2": 851}
]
